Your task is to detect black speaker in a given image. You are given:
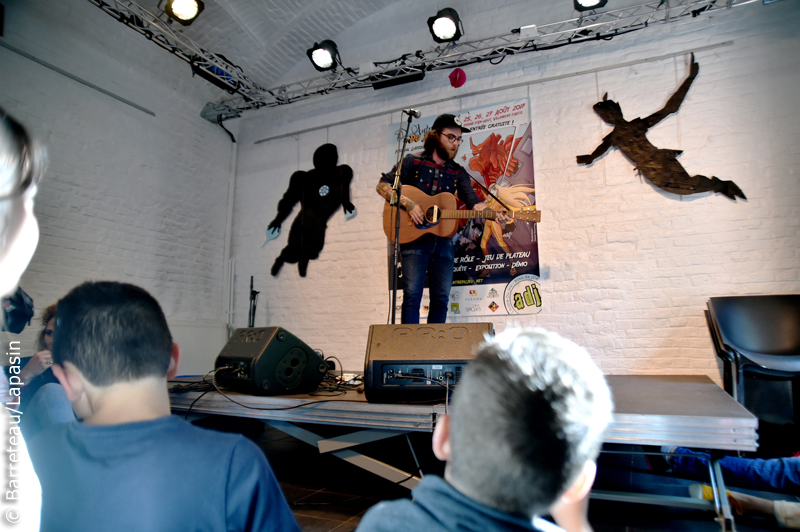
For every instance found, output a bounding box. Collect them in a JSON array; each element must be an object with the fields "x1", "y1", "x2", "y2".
[
  {"x1": 214, "y1": 327, "x2": 328, "y2": 396},
  {"x1": 364, "y1": 323, "x2": 494, "y2": 403}
]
